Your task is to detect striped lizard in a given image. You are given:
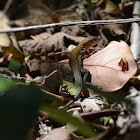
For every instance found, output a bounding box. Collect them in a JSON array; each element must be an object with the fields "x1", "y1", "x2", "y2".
[{"x1": 61, "y1": 38, "x2": 100, "y2": 109}]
